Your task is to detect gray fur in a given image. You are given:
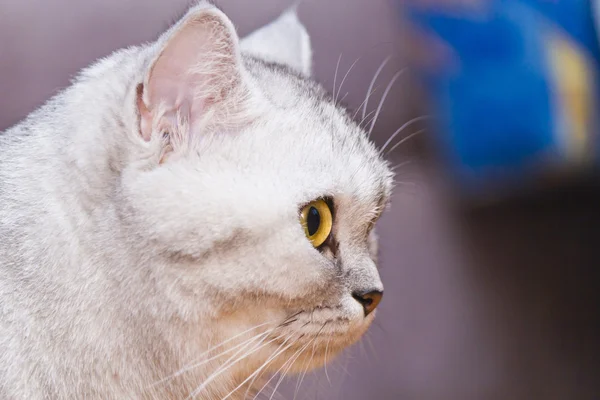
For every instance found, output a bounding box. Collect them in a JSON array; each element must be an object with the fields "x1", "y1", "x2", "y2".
[{"x1": 0, "y1": 2, "x2": 393, "y2": 399}]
